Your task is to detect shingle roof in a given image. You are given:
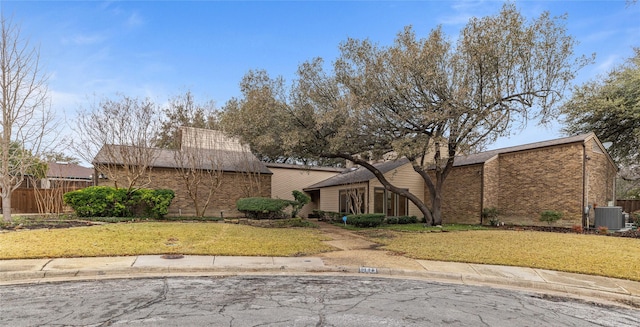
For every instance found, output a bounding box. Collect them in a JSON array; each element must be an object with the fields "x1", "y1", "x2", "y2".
[
  {"x1": 93, "y1": 144, "x2": 272, "y2": 174},
  {"x1": 303, "y1": 133, "x2": 598, "y2": 190},
  {"x1": 452, "y1": 133, "x2": 595, "y2": 167},
  {"x1": 46, "y1": 162, "x2": 93, "y2": 180},
  {"x1": 265, "y1": 162, "x2": 346, "y2": 173},
  {"x1": 304, "y1": 158, "x2": 409, "y2": 190}
]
